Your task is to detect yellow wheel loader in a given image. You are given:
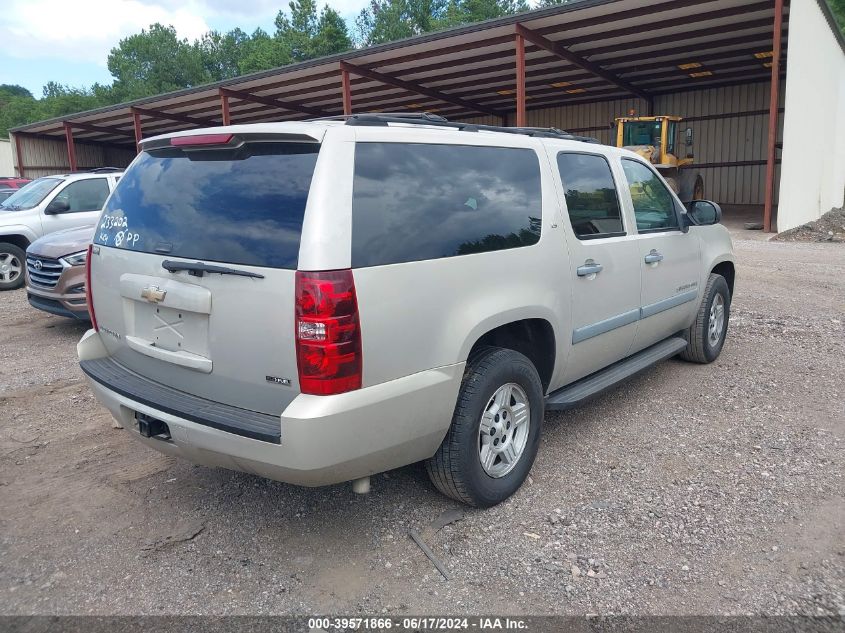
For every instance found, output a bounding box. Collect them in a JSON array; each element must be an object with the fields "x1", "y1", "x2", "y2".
[{"x1": 614, "y1": 115, "x2": 705, "y2": 204}]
